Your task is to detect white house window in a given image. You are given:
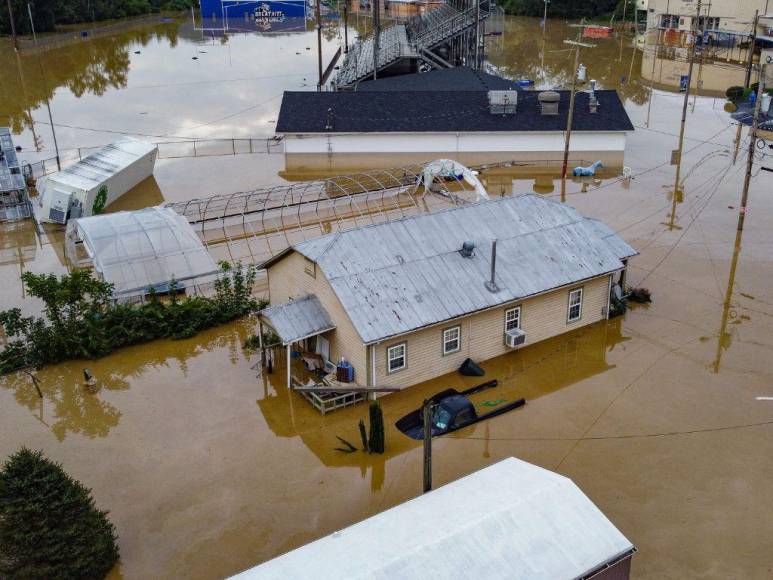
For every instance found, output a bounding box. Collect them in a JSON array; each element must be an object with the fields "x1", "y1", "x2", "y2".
[
  {"x1": 568, "y1": 288, "x2": 583, "y2": 322},
  {"x1": 387, "y1": 343, "x2": 406, "y2": 373},
  {"x1": 443, "y1": 326, "x2": 461, "y2": 355},
  {"x1": 505, "y1": 306, "x2": 521, "y2": 332}
]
